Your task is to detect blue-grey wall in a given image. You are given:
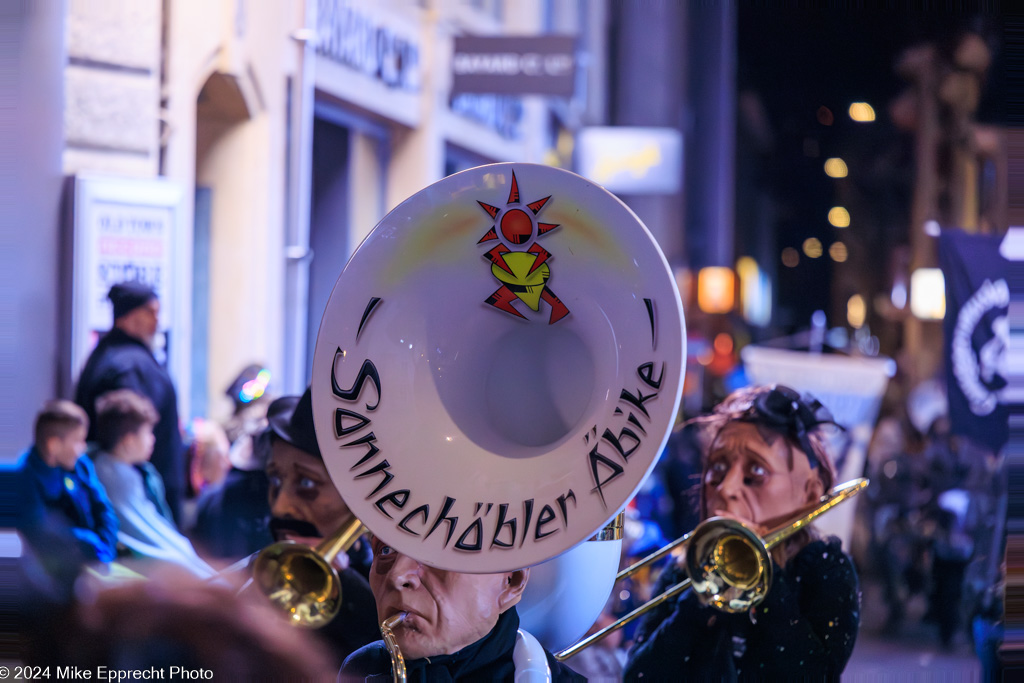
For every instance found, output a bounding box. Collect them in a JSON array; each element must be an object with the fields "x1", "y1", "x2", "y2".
[{"x1": 0, "y1": 1, "x2": 66, "y2": 460}]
